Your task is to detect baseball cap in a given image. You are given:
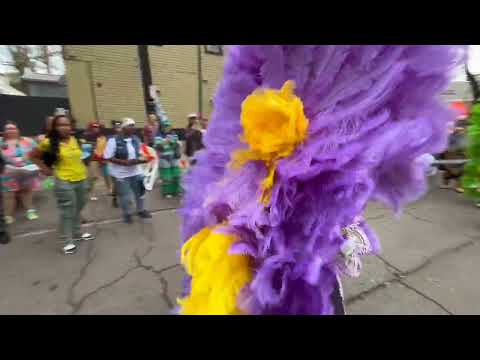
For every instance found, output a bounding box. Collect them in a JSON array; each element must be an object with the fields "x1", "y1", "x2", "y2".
[
  {"x1": 54, "y1": 108, "x2": 68, "y2": 116},
  {"x1": 187, "y1": 113, "x2": 198, "y2": 119},
  {"x1": 121, "y1": 118, "x2": 136, "y2": 128}
]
